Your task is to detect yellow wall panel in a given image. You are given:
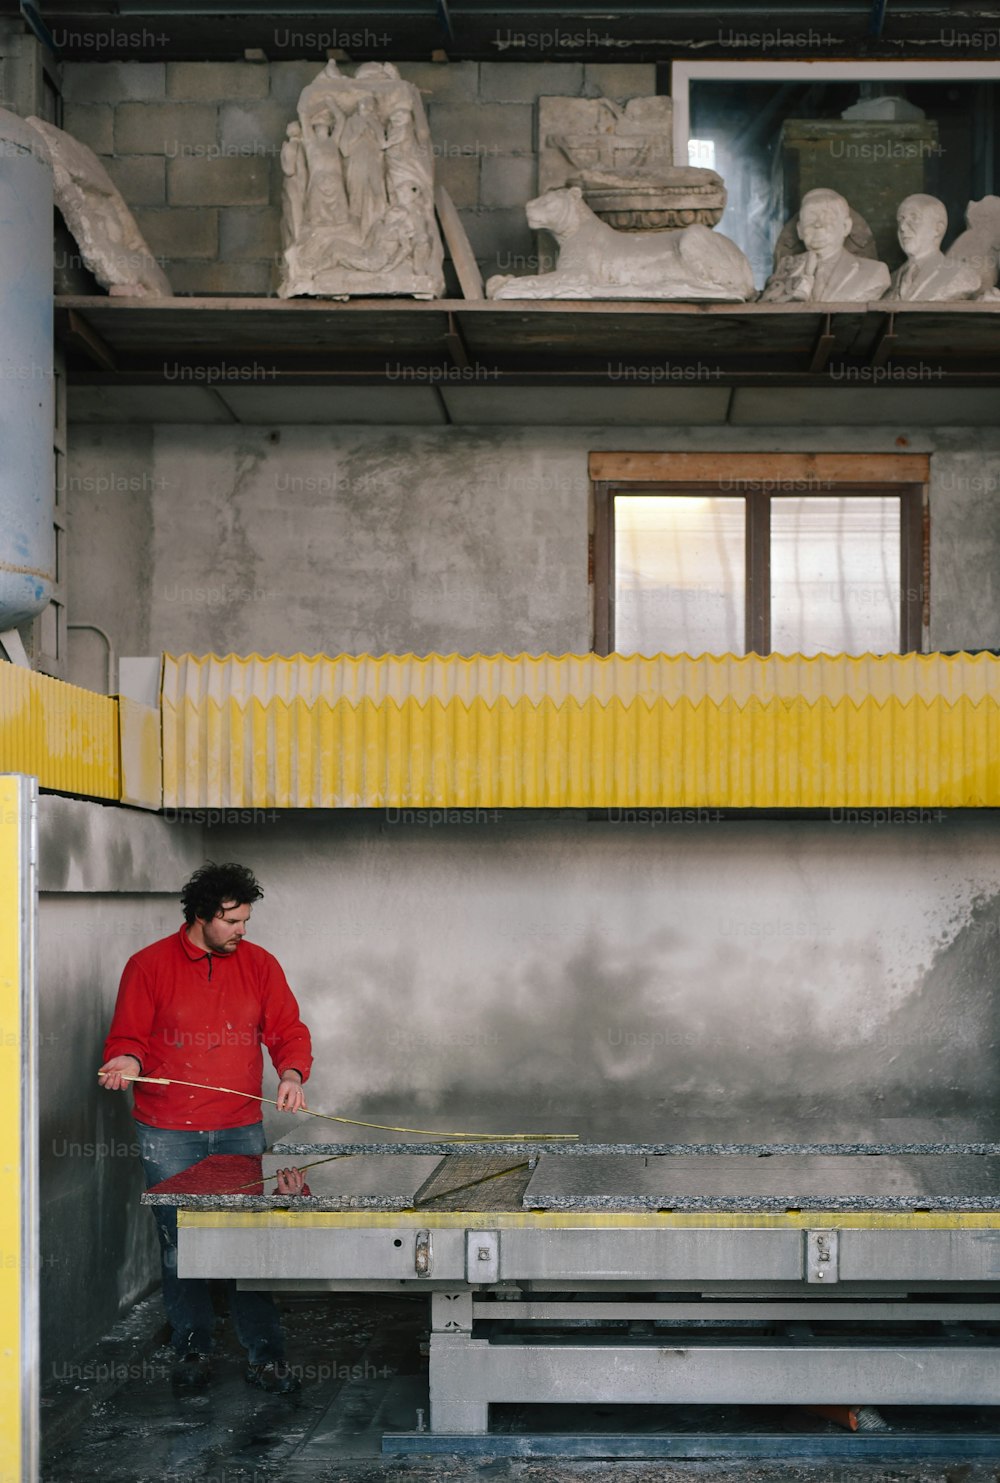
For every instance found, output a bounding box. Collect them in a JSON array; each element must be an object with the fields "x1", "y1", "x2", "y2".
[
  {"x1": 160, "y1": 652, "x2": 1000, "y2": 810},
  {"x1": 0, "y1": 666, "x2": 118, "y2": 801},
  {"x1": 117, "y1": 698, "x2": 161, "y2": 810}
]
